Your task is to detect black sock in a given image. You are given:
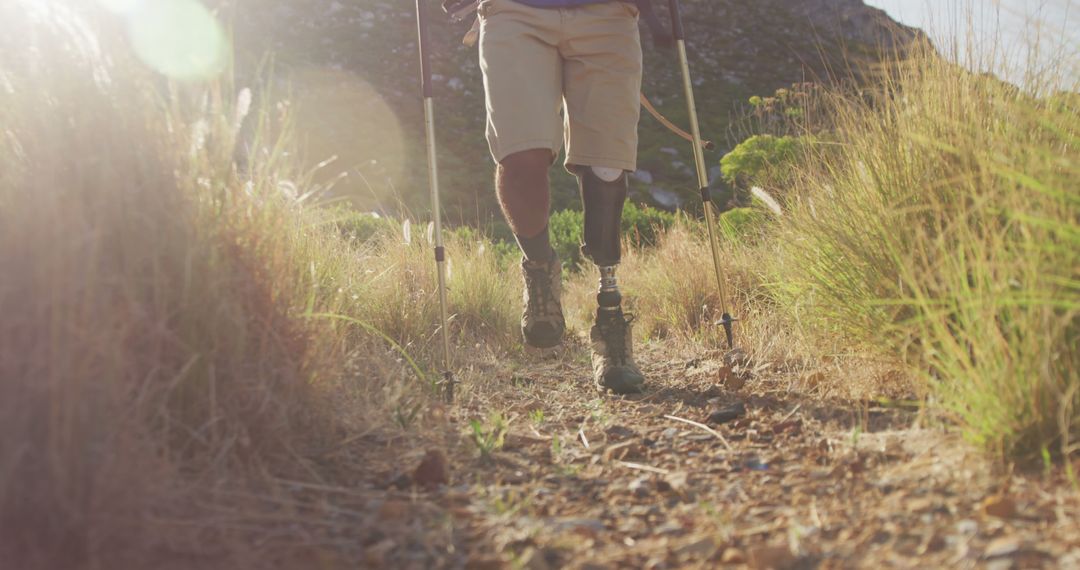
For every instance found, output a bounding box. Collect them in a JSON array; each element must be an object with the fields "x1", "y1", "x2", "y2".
[{"x1": 515, "y1": 224, "x2": 553, "y2": 262}]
